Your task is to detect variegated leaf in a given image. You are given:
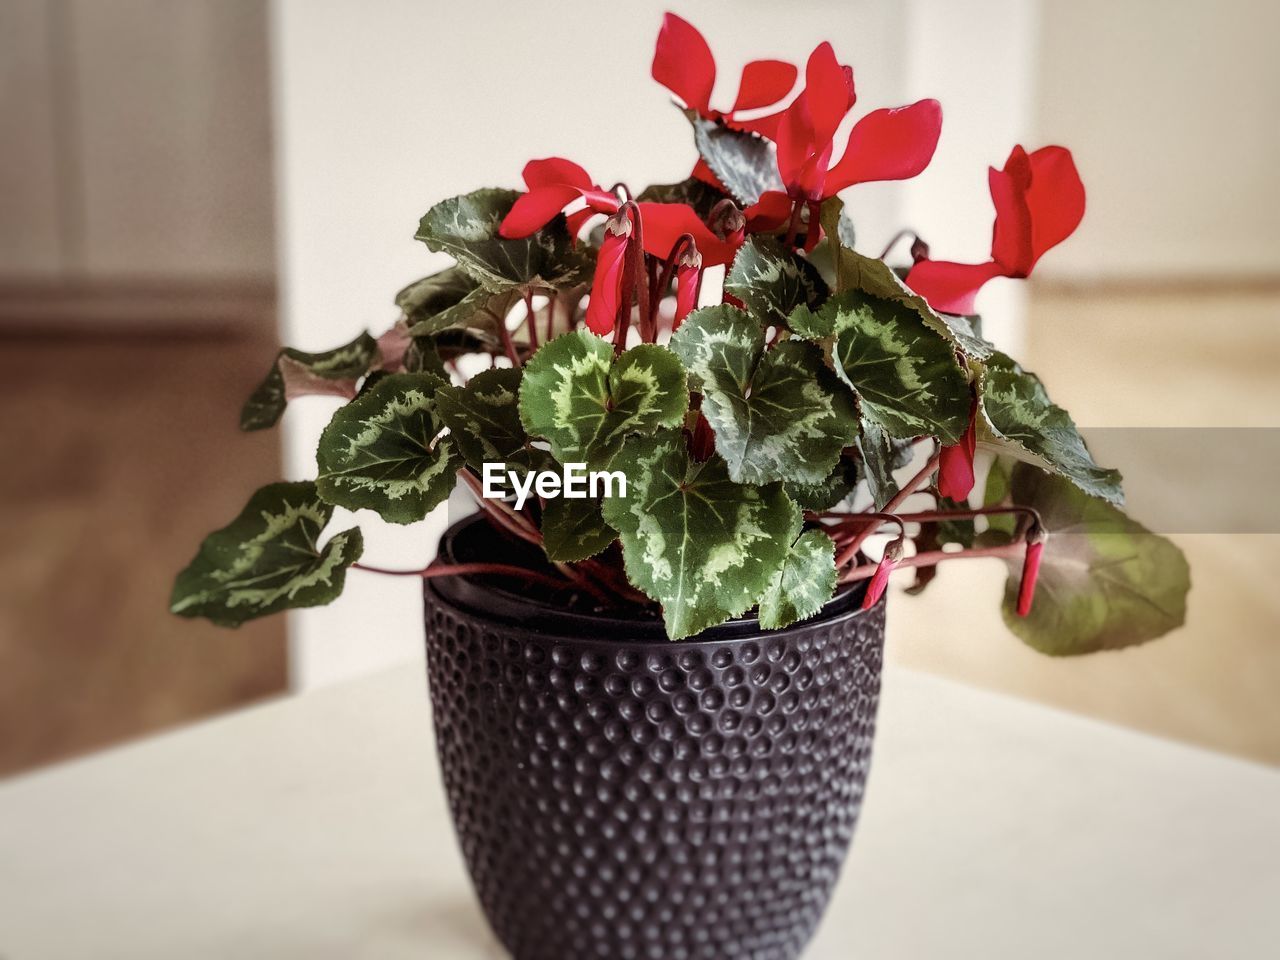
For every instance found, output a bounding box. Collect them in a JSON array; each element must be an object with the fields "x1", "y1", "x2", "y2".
[
  {"x1": 636, "y1": 177, "x2": 729, "y2": 221},
  {"x1": 725, "y1": 236, "x2": 829, "y2": 328},
  {"x1": 241, "y1": 332, "x2": 378, "y2": 431},
  {"x1": 690, "y1": 115, "x2": 783, "y2": 207},
  {"x1": 602, "y1": 430, "x2": 798, "y2": 639},
  {"x1": 980, "y1": 353, "x2": 1124, "y2": 505},
  {"x1": 758, "y1": 528, "x2": 838, "y2": 630},
  {"x1": 785, "y1": 456, "x2": 859, "y2": 512},
  {"x1": 519, "y1": 331, "x2": 688, "y2": 468},
  {"x1": 541, "y1": 496, "x2": 617, "y2": 562},
  {"x1": 818, "y1": 196, "x2": 857, "y2": 248},
  {"x1": 821, "y1": 290, "x2": 971, "y2": 443},
  {"x1": 670, "y1": 305, "x2": 858, "y2": 485},
  {"x1": 316, "y1": 373, "x2": 461, "y2": 524},
  {"x1": 415, "y1": 188, "x2": 591, "y2": 293},
  {"x1": 856, "y1": 417, "x2": 907, "y2": 509},
  {"x1": 987, "y1": 461, "x2": 1188, "y2": 655},
  {"x1": 395, "y1": 266, "x2": 480, "y2": 327},
  {"x1": 170, "y1": 481, "x2": 363, "y2": 627},
  {"x1": 436, "y1": 367, "x2": 549, "y2": 477}
]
